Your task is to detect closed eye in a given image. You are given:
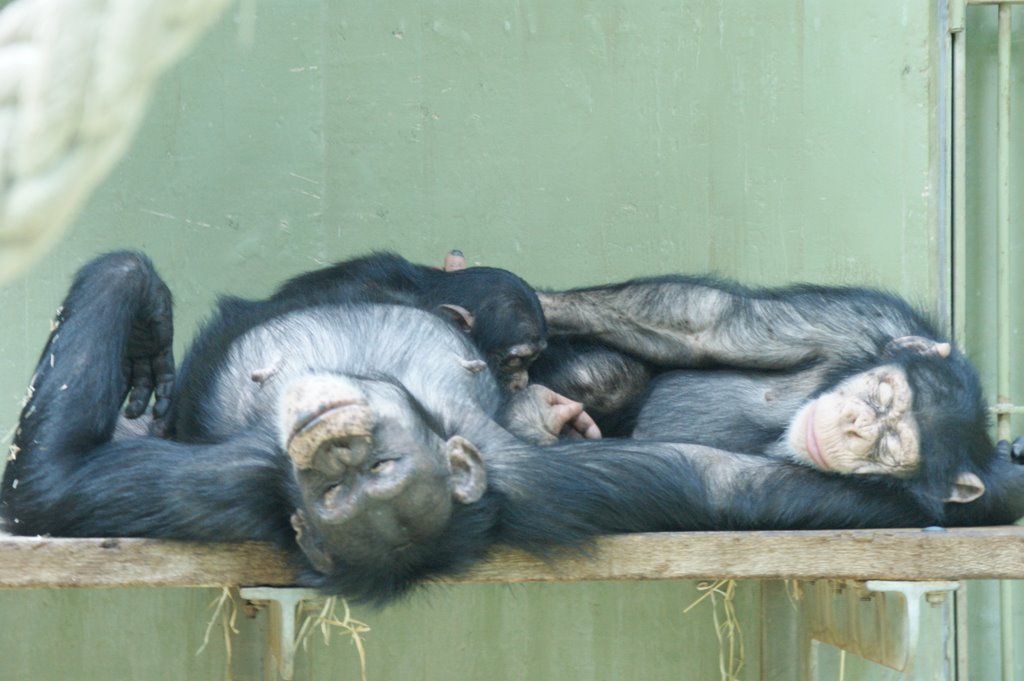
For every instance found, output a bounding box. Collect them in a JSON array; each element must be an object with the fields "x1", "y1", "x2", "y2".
[
  {"x1": 503, "y1": 357, "x2": 523, "y2": 371},
  {"x1": 370, "y1": 459, "x2": 398, "y2": 474},
  {"x1": 874, "y1": 434, "x2": 910, "y2": 467},
  {"x1": 876, "y1": 381, "x2": 894, "y2": 410}
]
